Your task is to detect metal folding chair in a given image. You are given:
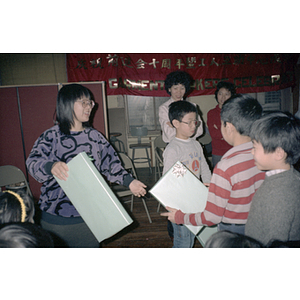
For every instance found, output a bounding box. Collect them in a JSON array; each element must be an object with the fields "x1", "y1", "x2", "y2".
[
  {"x1": 0, "y1": 165, "x2": 33, "y2": 197},
  {"x1": 112, "y1": 153, "x2": 152, "y2": 223}
]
